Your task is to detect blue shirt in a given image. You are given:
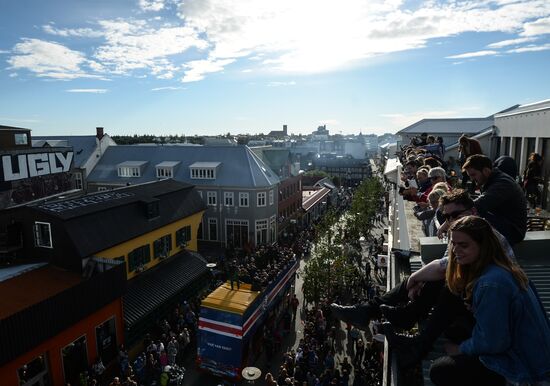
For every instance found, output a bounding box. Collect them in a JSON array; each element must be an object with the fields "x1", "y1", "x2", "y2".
[{"x1": 459, "y1": 264, "x2": 550, "y2": 383}]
